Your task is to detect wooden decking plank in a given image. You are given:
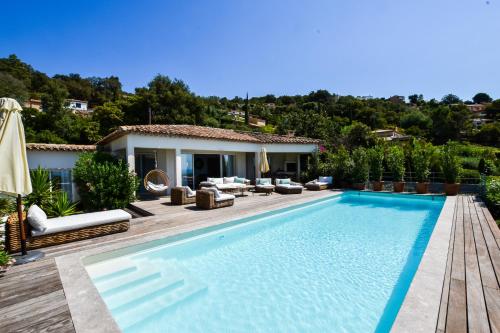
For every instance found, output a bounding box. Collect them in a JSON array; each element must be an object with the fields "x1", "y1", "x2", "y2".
[
  {"x1": 3, "y1": 304, "x2": 72, "y2": 333},
  {"x1": 484, "y1": 286, "x2": 500, "y2": 333},
  {"x1": 446, "y1": 196, "x2": 468, "y2": 333},
  {"x1": 437, "y1": 196, "x2": 458, "y2": 332},
  {"x1": 478, "y1": 201, "x2": 500, "y2": 248},
  {"x1": 470, "y1": 198, "x2": 499, "y2": 290},
  {"x1": 464, "y1": 197, "x2": 491, "y2": 333},
  {"x1": 474, "y1": 199, "x2": 500, "y2": 284}
]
